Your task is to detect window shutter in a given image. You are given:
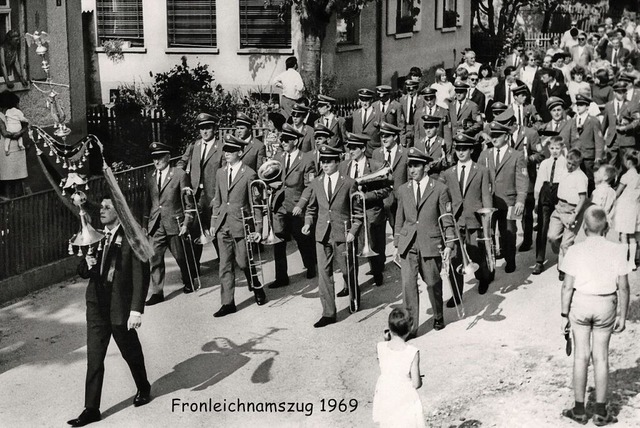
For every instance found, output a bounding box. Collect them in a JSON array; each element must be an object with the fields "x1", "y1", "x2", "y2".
[
  {"x1": 456, "y1": 0, "x2": 463, "y2": 27},
  {"x1": 96, "y1": 0, "x2": 144, "y2": 46},
  {"x1": 435, "y1": 0, "x2": 443, "y2": 29},
  {"x1": 413, "y1": 4, "x2": 421, "y2": 32},
  {"x1": 167, "y1": 0, "x2": 216, "y2": 48},
  {"x1": 387, "y1": 0, "x2": 397, "y2": 35},
  {"x1": 239, "y1": 0, "x2": 291, "y2": 49}
]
